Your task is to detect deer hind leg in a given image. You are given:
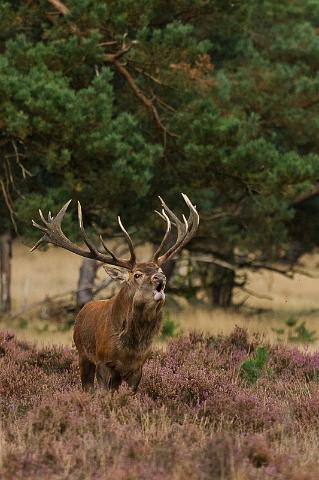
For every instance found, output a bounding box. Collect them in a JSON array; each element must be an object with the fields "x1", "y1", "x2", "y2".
[
  {"x1": 96, "y1": 363, "x2": 111, "y2": 388},
  {"x1": 79, "y1": 356, "x2": 96, "y2": 391},
  {"x1": 126, "y1": 367, "x2": 143, "y2": 393},
  {"x1": 109, "y1": 370, "x2": 122, "y2": 391},
  {"x1": 96, "y1": 363, "x2": 122, "y2": 391}
]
